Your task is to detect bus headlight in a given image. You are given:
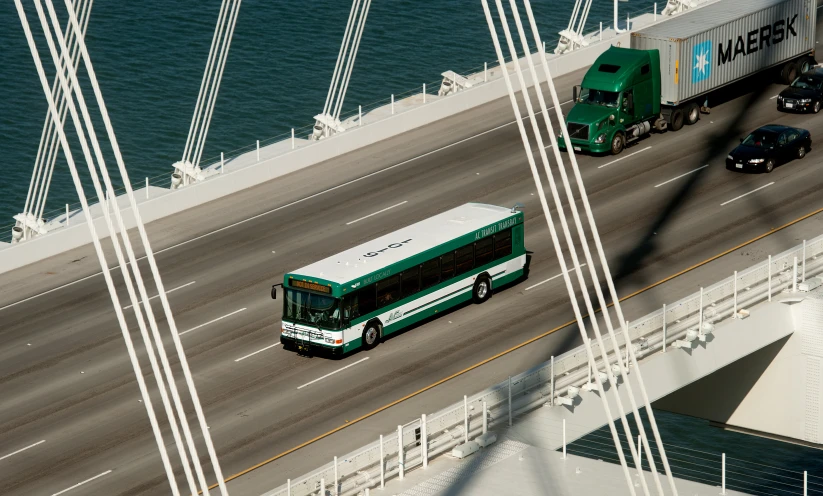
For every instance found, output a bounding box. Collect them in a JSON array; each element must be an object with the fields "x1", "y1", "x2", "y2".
[
  {"x1": 325, "y1": 337, "x2": 335, "y2": 344},
  {"x1": 594, "y1": 133, "x2": 607, "y2": 144}
]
